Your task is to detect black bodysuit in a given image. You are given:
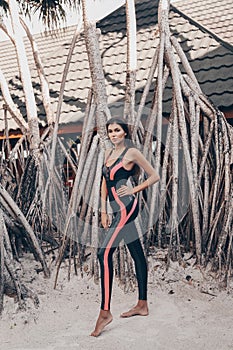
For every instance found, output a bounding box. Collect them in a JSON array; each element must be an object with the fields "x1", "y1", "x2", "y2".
[{"x1": 98, "y1": 147, "x2": 148, "y2": 311}]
